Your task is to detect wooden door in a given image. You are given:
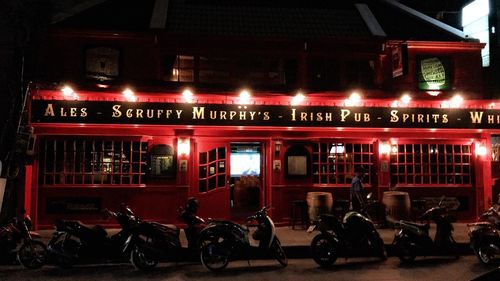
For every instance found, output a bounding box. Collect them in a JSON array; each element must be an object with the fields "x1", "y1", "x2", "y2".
[{"x1": 193, "y1": 140, "x2": 230, "y2": 220}]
